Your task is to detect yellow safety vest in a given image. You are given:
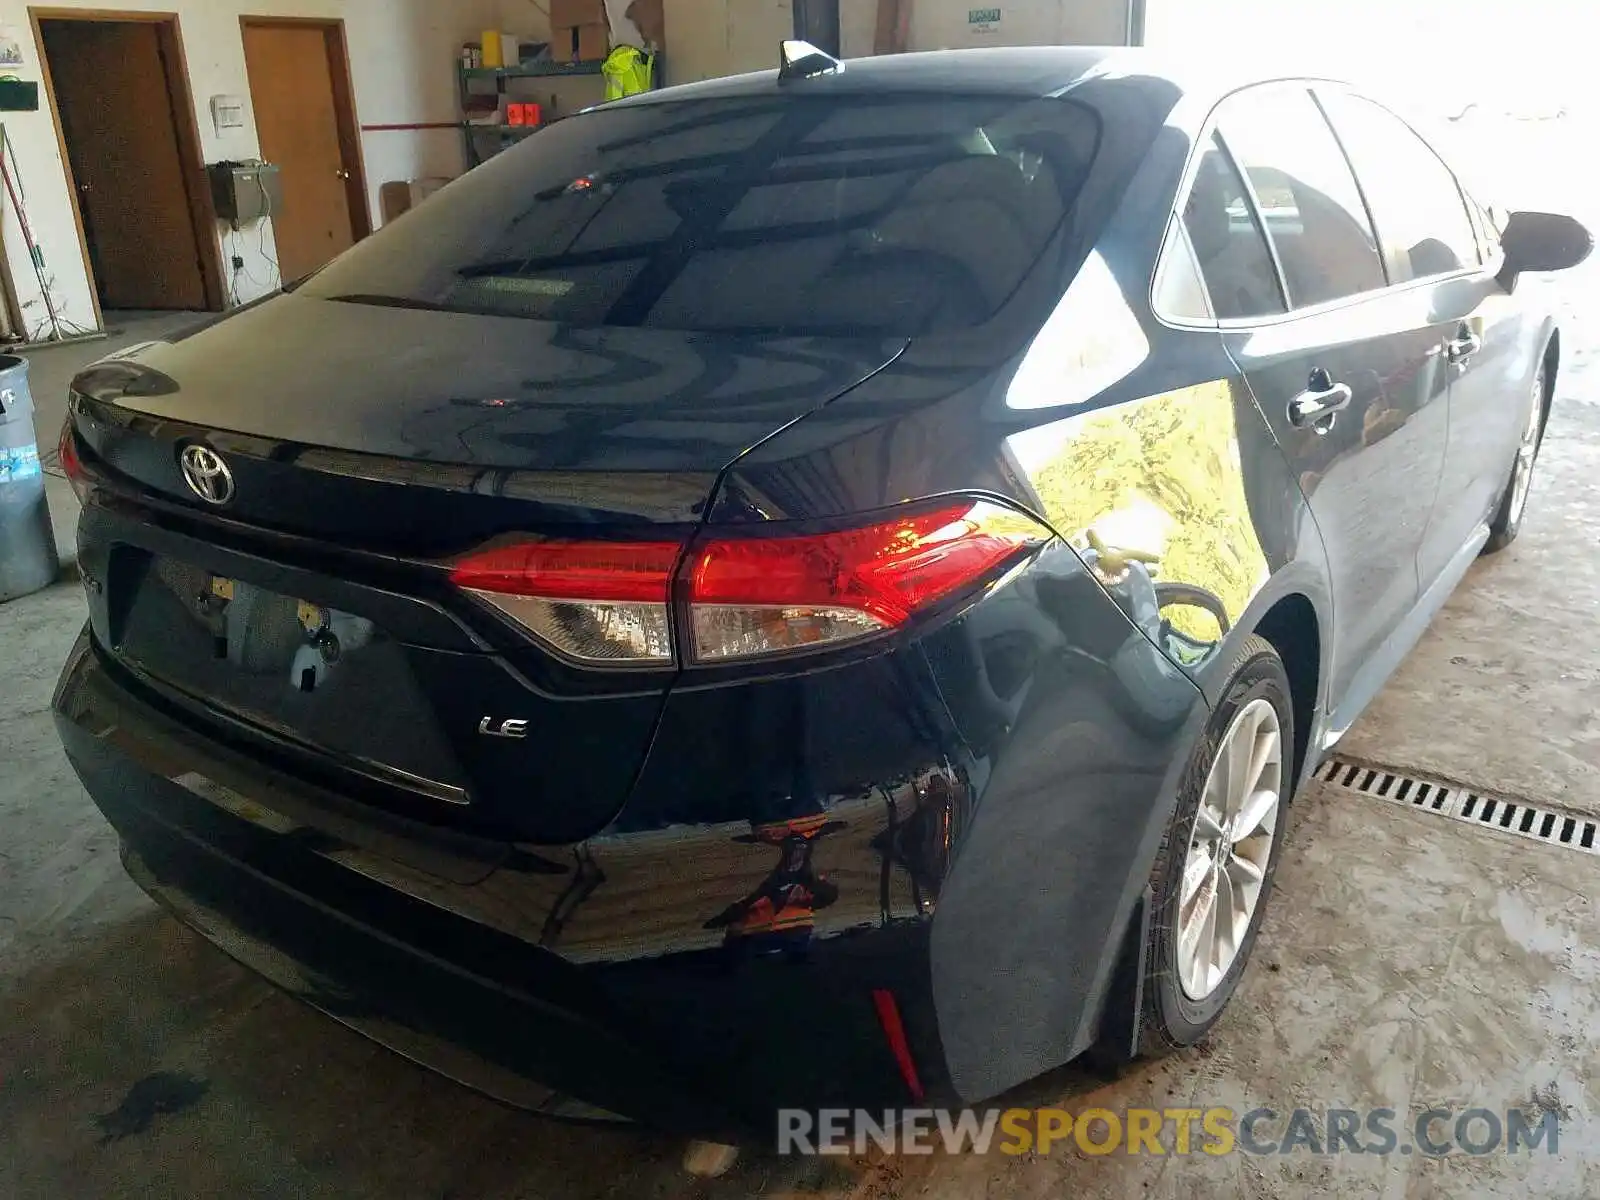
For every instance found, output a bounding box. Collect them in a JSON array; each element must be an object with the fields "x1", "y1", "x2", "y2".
[{"x1": 602, "y1": 45, "x2": 654, "y2": 100}]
